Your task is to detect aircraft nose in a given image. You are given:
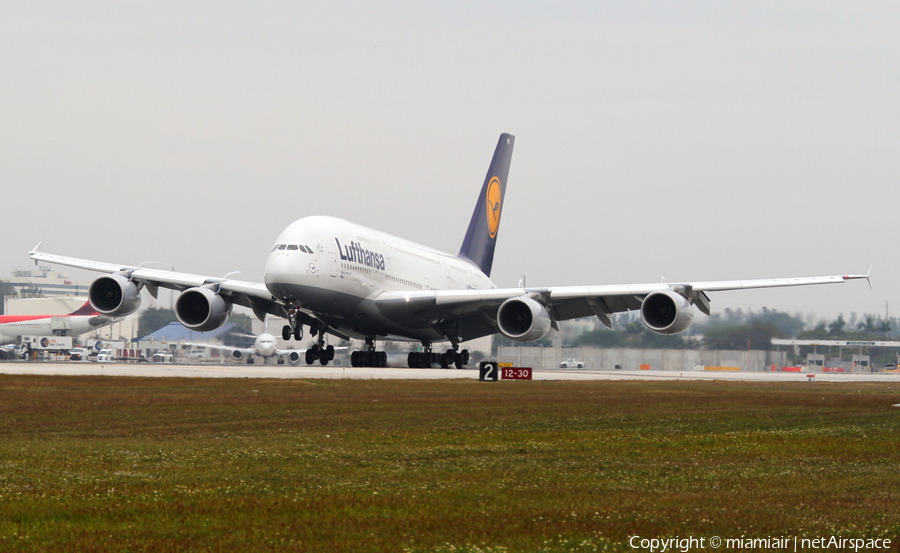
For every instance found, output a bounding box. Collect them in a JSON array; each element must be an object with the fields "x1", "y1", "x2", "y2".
[{"x1": 264, "y1": 253, "x2": 293, "y2": 291}]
